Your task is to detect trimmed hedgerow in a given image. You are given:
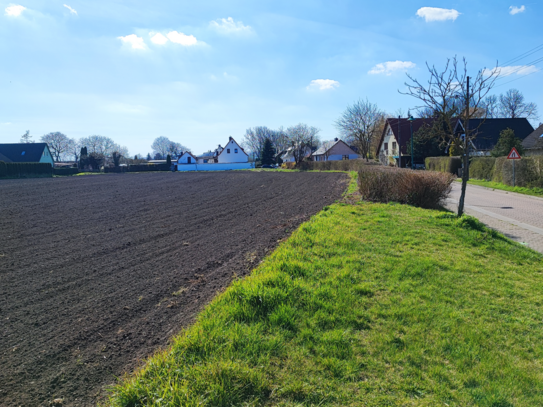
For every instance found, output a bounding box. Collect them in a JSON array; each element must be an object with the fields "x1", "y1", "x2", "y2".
[
  {"x1": 53, "y1": 167, "x2": 80, "y2": 176},
  {"x1": 0, "y1": 162, "x2": 53, "y2": 178},
  {"x1": 469, "y1": 157, "x2": 496, "y2": 181},
  {"x1": 358, "y1": 166, "x2": 454, "y2": 209},
  {"x1": 424, "y1": 156, "x2": 462, "y2": 175}
]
